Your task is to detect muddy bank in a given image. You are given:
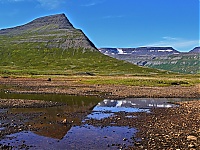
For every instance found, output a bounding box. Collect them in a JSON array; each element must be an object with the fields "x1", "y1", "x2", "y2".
[
  {"x1": 0, "y1": 99, "x2": 66, "y2": 109},
  {"x1": 0, "y1": 77, "x2": 199, "y2": 98}
]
